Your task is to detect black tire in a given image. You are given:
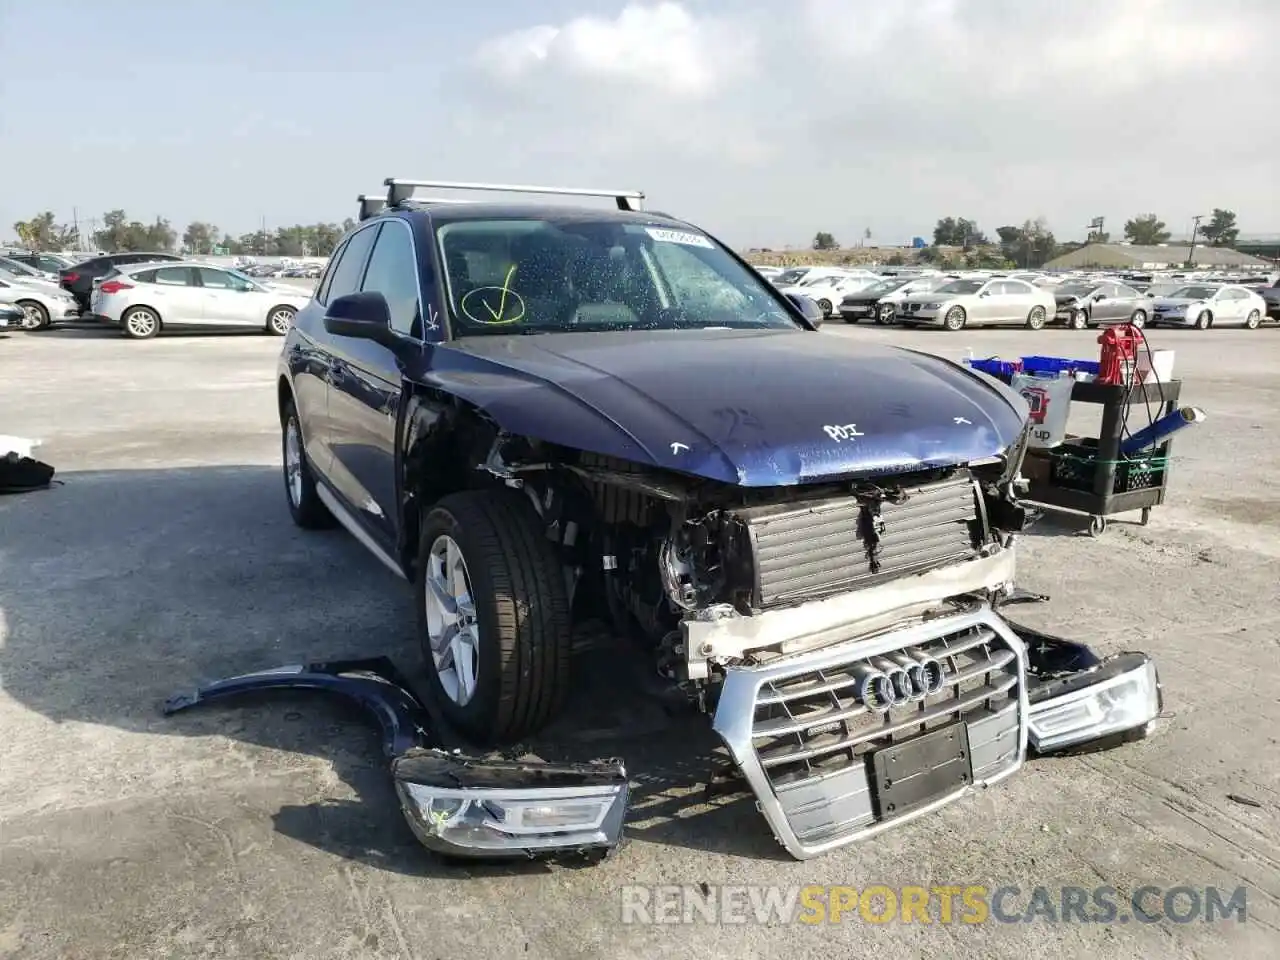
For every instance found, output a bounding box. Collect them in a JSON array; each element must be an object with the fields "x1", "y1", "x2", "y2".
[
  {"x1": 1245, "y1": 309, "x2": 1260, "y2": 330},
  {"x1": 282, "y1": 398, "x2": 334, "y2": 529},
  {"x1": 1195, "y1": 310, "x2": 1212, "y2": 330},
  {"x1": 121, "y1": 306, "x2": 161, "y2": 339},
  {"x1": 1026, "y1": 306, "x2": 1047, "y2": 330},
  {"x1": 1129, "y1": 309, "x2": 1147, "y2": 329},
  {"x1": 416, "y1": 490, "x2": 572, "y2": 745},
  {"x1": 266, "y1": 304, "x2": 296, "y2": 336},
  {"x1": 817, "y1": 298, "x2": 832, "y2": 317},
  {"x1": 942, "y1": 306, "x2": 966, "y2": 331},
  {"x1": 877, "y1": 303, "x2": 896, "y2": 324},
  {"x1": 1069, "y1": 309, "x2": 1089, "y2": 330},
  {"x1": 16, "y1": 300, "x2": 50, "y2": 331}
]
